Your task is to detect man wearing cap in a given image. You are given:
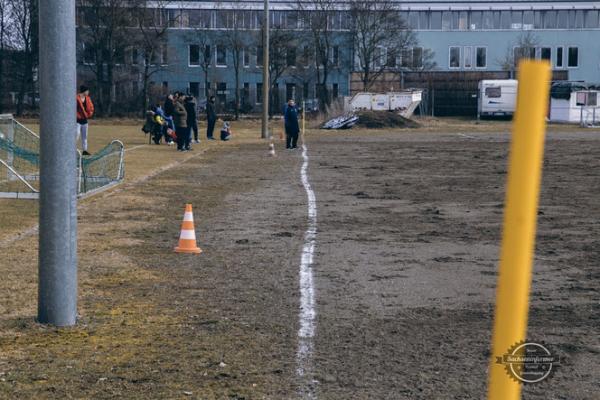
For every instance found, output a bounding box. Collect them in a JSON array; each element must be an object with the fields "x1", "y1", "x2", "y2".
[{"x1": 76, "y1": 85, "x2": 95, "y2": 156}]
